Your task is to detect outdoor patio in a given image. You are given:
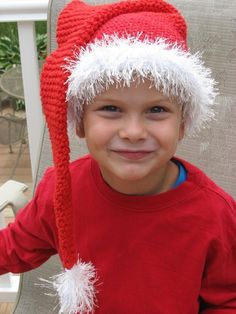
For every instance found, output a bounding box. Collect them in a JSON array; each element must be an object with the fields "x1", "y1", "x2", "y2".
[
  {"x1": 0, "y1": 126, "x2": 32, "y2": 191},
  {"x1": 0, "y1": 103, "x2": 32, "y2": 314},
  {"x1": 0, "y1": 0, "x2": 48, "y2": 308},
  {"x1": 0, "y1": 153, "x2": 31, "y2": 314},
  {"x1": 0, "y1": 302, "x2": 14, "y2": 314}
]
